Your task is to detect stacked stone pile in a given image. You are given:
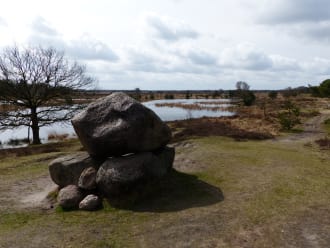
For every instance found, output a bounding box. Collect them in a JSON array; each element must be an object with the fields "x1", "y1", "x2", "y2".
[{"x1": 49, "y1": 92, "x2": 175, "y2": 210}]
